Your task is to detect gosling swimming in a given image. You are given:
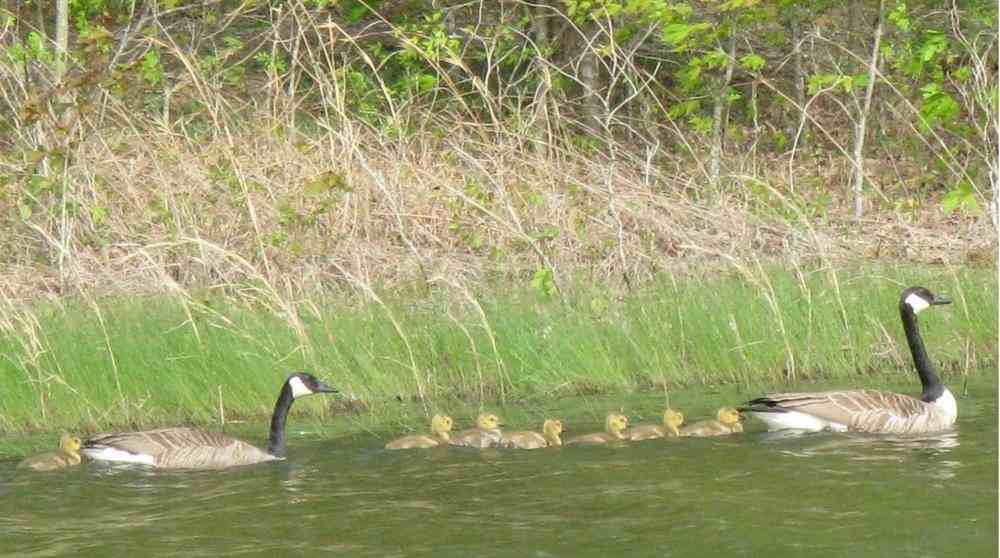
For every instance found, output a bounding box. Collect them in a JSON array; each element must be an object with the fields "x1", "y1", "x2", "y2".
[
  {"x1": 680, "y1": 407, "x2": 743, "y2": 437},
  {"x1": 386, "y1": 415, "x2": 453, "y2": 449},
  {"x1": 450, "y1": 412, "x2": 503, "y2": 448},
  {"x1": 18, "y1": 433, "x2": 83, "y2": 472},
  {"x1": 565, "y1": 413, "x2": 629, "y2": 445},
  {"x1": 501, "y1": 419, "x2": 564, "y2": 449},
  {"x1": 626, "y1": 409, "x2": 684, "y2": 441}
]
